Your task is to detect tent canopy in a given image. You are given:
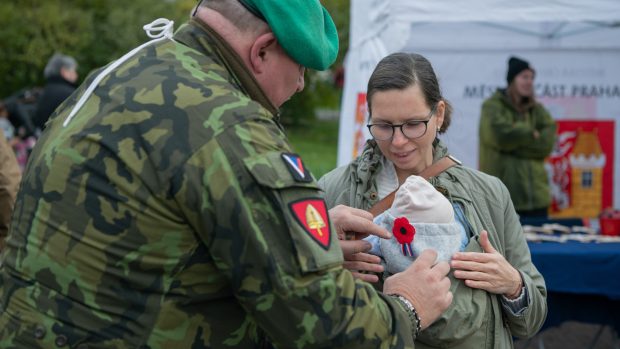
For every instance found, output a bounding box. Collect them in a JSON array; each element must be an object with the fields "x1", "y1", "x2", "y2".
[{"x1": 339, "y1": 0, "x2": 620, "y2": 210}]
